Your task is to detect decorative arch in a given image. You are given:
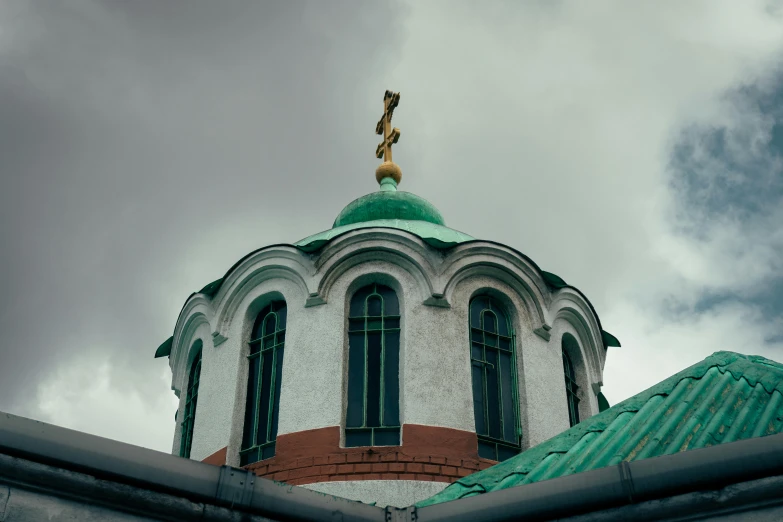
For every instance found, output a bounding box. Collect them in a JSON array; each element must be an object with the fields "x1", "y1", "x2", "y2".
[
  {"x1": 442, "y1": 262, "x2": 548, "y2": 333},
  {"x1": 315, "y1": 231, "x2": 438, "y2": 305},
  {"x1": 172, "y1": 310, "x2": 212, "y2": 395},
  {"x1": 468, "y1": 294, "x2": 521, "y2": 462},
  {"x1": 551, "y1": 302, "x2": 602, "y2": 385},
  {"x1": 344, "y1": 282, "x2": 401, "y2": 447},
  {"x1": 213, "y1": 257, "x2": 312, "y2": 340}
]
